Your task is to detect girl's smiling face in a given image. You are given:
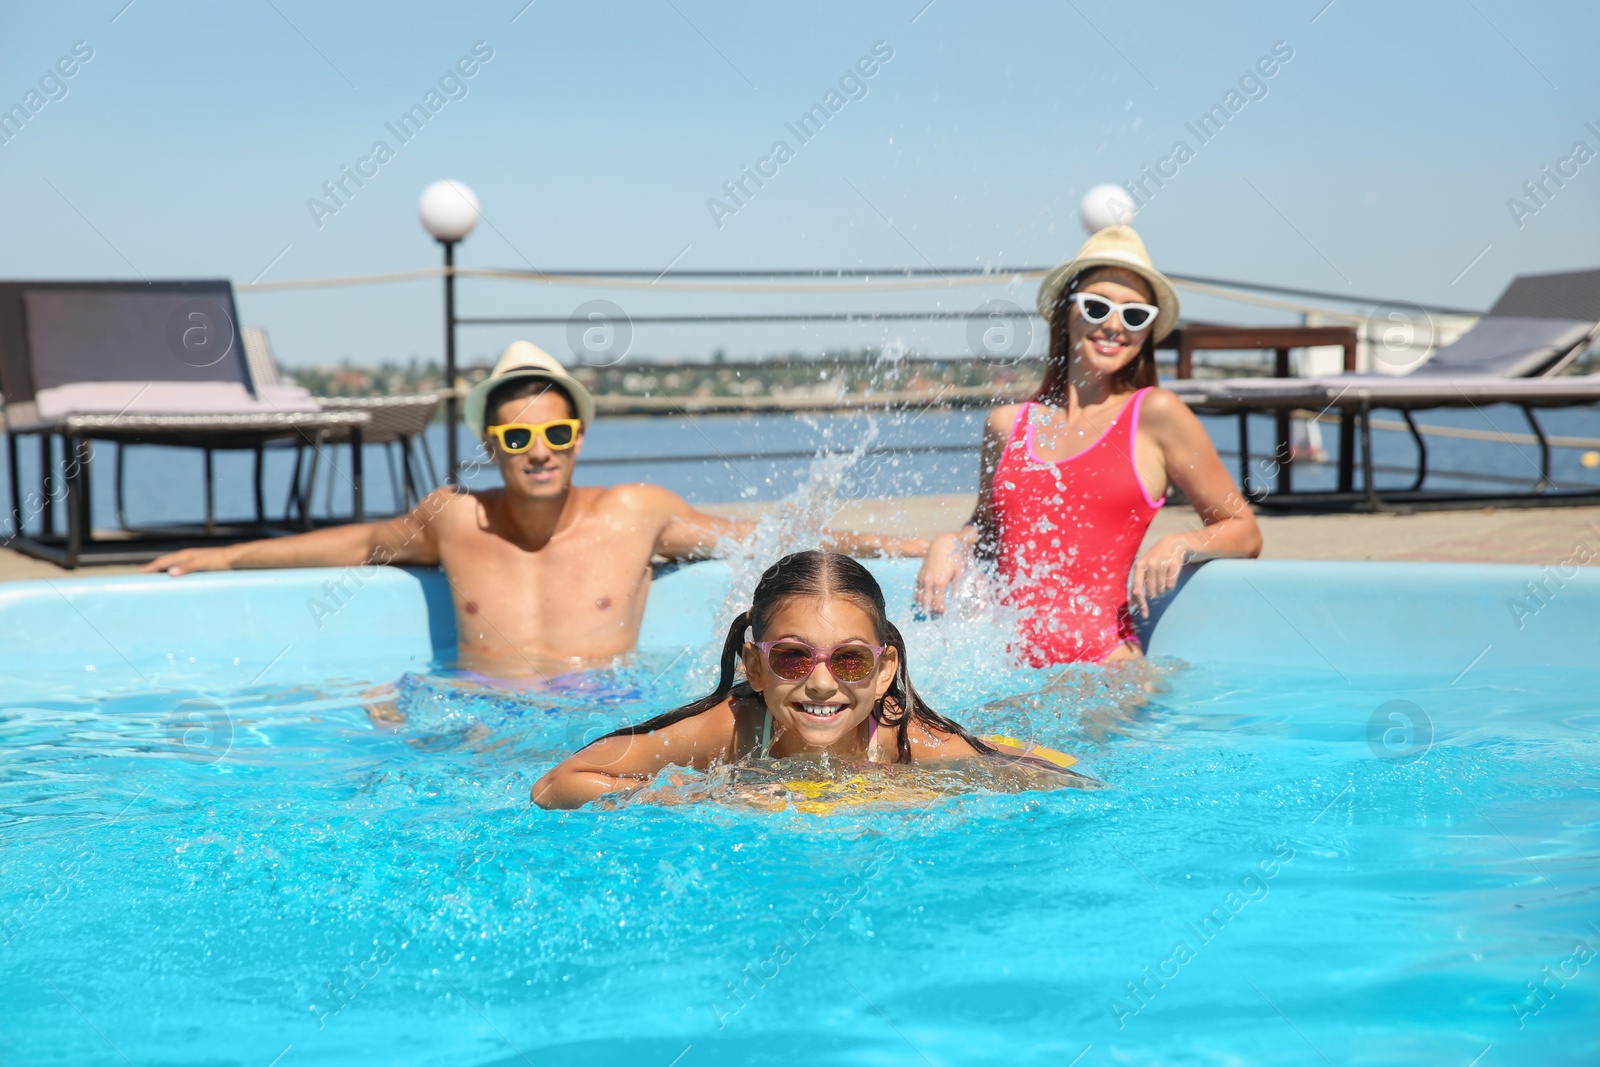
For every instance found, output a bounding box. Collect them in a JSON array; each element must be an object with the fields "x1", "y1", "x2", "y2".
[
  {"x1": 1063, "y1": 267, "x2": 1157, "y2": 378},
  {"x1": 742, "y1": 595, "x2": 899, "y2": 757}
]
